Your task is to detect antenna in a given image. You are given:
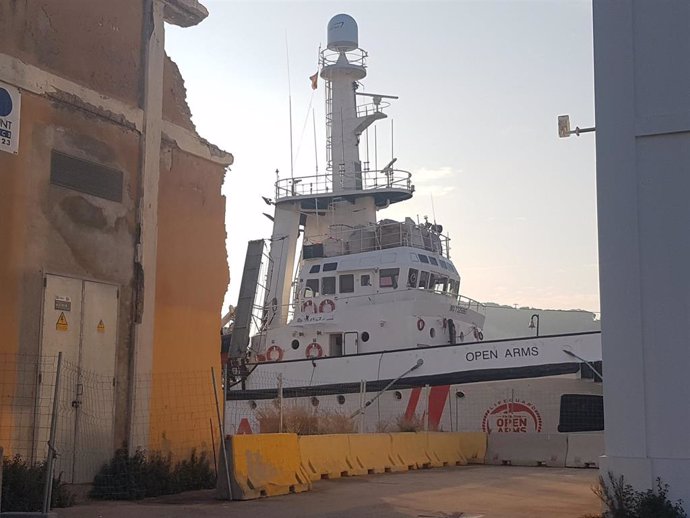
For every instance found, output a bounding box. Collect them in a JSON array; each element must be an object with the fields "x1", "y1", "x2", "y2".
[
  {"x1": 391, "y1": 119, "x2": 394, "y2": 161},
  {"x1": 312, "y1": 108, "x2": 319, "y2": 174},
  {"x1": 374, "y1": 125, "x2": 378, "y2": 171},
  {"x1": 430, "y1": 194, "x2": 437, "y2": 226},
  {"x1": 285, "y1": 32, "x2": 294, "y2": 179}
]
